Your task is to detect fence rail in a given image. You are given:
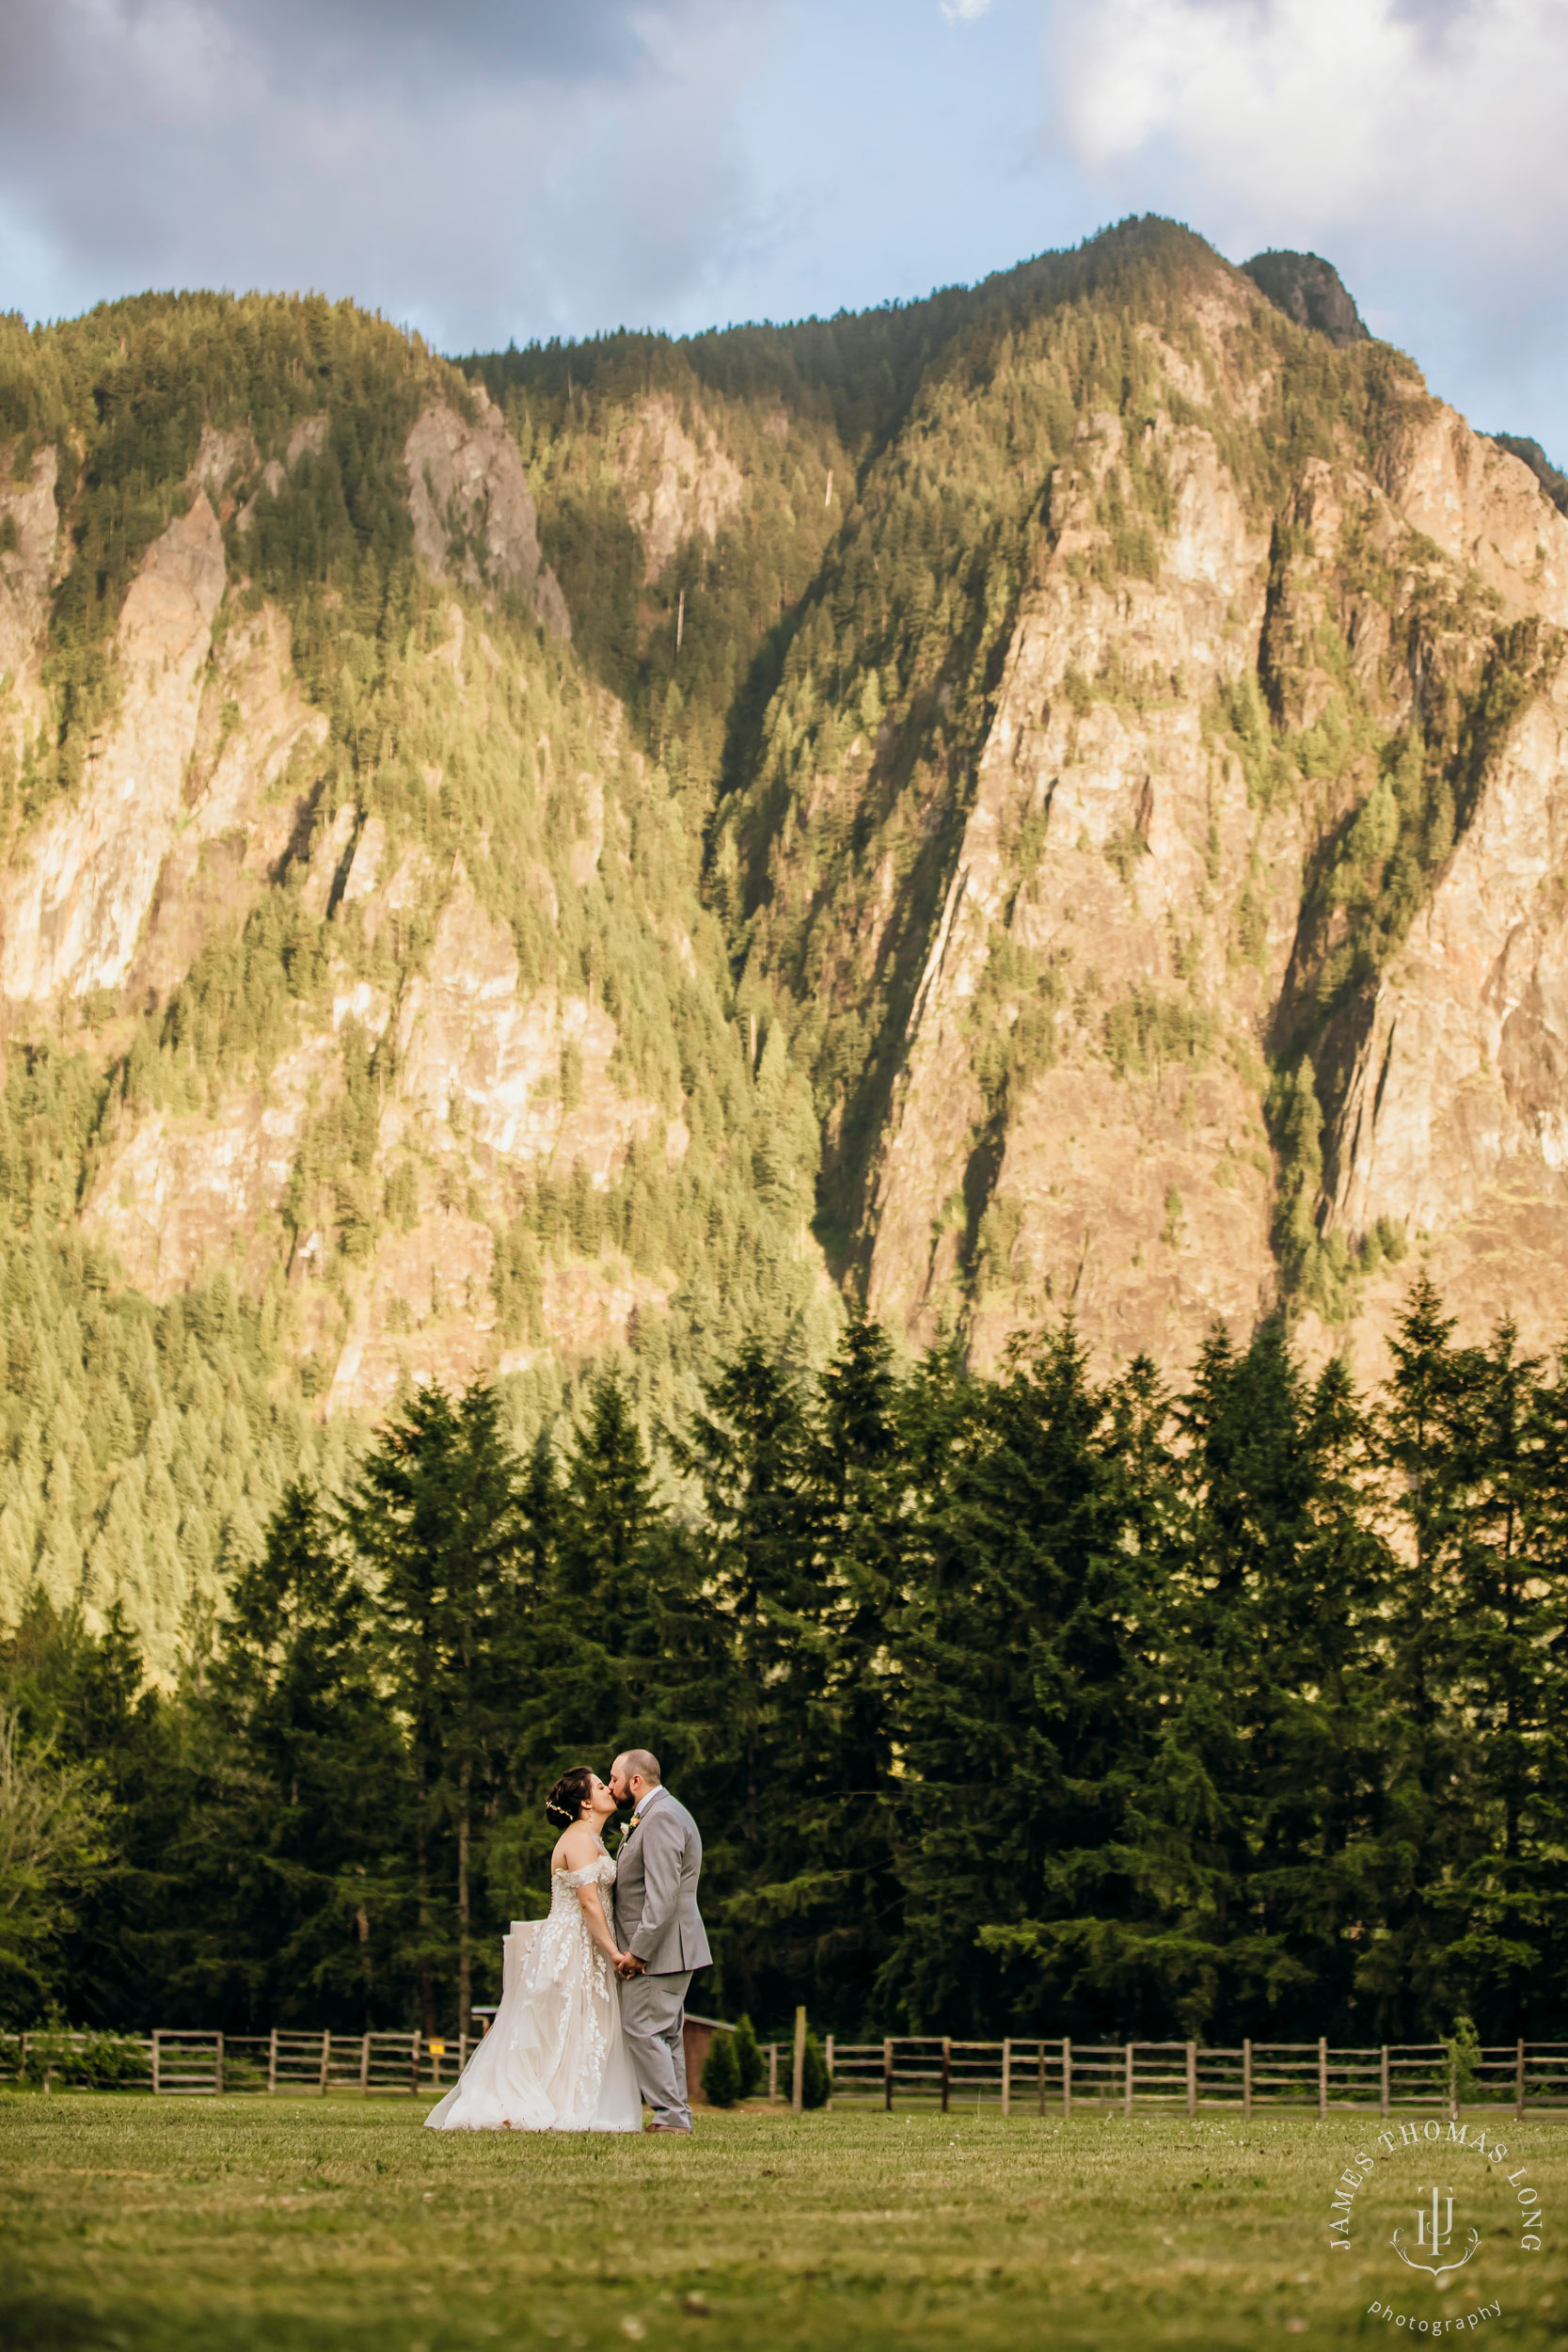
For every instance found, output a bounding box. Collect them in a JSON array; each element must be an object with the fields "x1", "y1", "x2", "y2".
[
  {"x1": 7, "y1": 2027, "x2": 1568, "y2": 2113},
  {"x1": 782, "y1": 2037, "x2": 1568, "y2": 2118},
  {"x1": 0, "y1": 2027, "x2": 473, "y2": 2097}
]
